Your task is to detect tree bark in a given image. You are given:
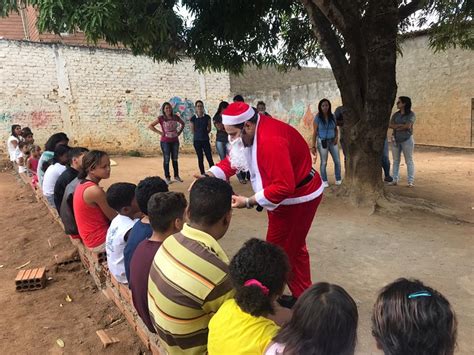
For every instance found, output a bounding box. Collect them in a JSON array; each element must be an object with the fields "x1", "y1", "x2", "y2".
[{"x1": 302, "y1": 0, "x2": 399, "y2": 206}]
